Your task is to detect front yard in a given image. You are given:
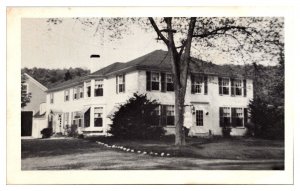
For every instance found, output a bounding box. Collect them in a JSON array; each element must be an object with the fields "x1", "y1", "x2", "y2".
[{"x1": 21, "y1": 136, "x2": 284, "y2": 170}]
